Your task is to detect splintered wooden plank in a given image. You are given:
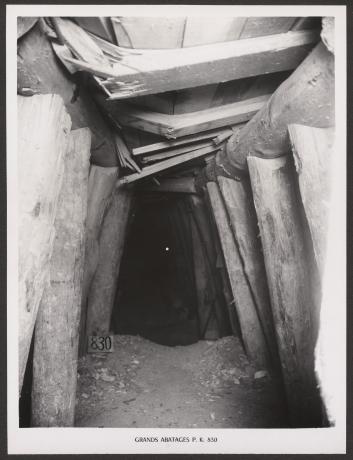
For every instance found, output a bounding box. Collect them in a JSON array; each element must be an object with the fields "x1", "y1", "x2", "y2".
[
  {"x1": 102, "y1": 29, "x2": 319, "y2": 99},
  {"x1": 182, "y1": 17, "x2": 247, "y2": 47},
  {"x1": 288, "y1": 124, "x2": 335, "y2": 276},
  {"x1": 118, "y1": 144, "x2": 220, "y2": 184},
  {"x1": 114, "y1": 133, "x2": 141, "y2": 172},
  {"x1": 141, "y1": 140, "x2": 214, "y2": 164},
  {"x1": 74, "y1": 17, "x2": 116, "y2": 43},
  {"x1": 18, "y1": 94, "x2": 71, "y2": 392},
  {"x1": 52, "y1": 17, "x2": 110, "y2": 67},
  {"x1": 132, "y1": 127, "x2": 234, "y2": 156},
  {"x1": 206, "y1": 182, "x2": 268, "y2": 366},
  {"x1": 240, "y1": 17, "x2": 297, "y2": 39},
  {"x1": 31, "y1": 128, "x2": 91, "y2": 427},
  {"x1": 248, "y1": 155, "x2": 322, "y2": 427},
  {"x1": 137, "y1": 177, "x2": 196, "y2": 193},
  {"x1": 111, "y1": 16, "x2": 186, "y2": 49},
  {"x1": 105, "y1": 95, "x2": 269, "y2": 138}
]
